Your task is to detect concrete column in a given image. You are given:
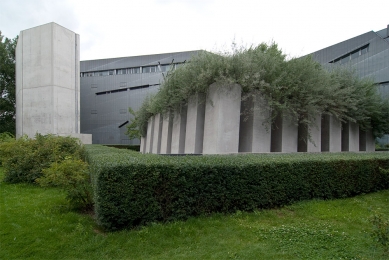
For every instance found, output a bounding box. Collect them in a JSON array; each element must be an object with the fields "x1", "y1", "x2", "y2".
[
  {"x1": 359, "y1": 129, "x2": 375, "y2": 152},
  {"x1": 15, "y1": 22, "x2": 91, "y2": 143},
  {"x1": 145, "y1": 117, "x2": 154, "y2": 153},
  {"x1": 321, "y1": 114, "x2": 342, "y2": 152},
  {"x1": 140, "y1": 136, "x2": 146, "y2": 154},
  {"x1": 152, "y1": 113, "x2": 163, "y2": 154},
  {"x1": 271, "y1": 113, "x2": 298, "y2": 153},
  {"x1": 203, "y1": 83, "x2": 242, "y2": 154},
  {"x1": 171, "y1": 105, "x2": 187, "y2": 154},
  {"x1": 160, "y1": 111, "x2": 173, "y2": 154},
  {"x1": 239, "y1": 94, "x2": 271, "y2": 153},
  {"x1": 298, "y1": 114, "x2": 321, "y2": 152},
  {"x1": 341, "y1": 121, "x2": 359, "y2": 152},
  {"x1": 185, "y1": 93, "x2": 206, "y2": 154}
]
